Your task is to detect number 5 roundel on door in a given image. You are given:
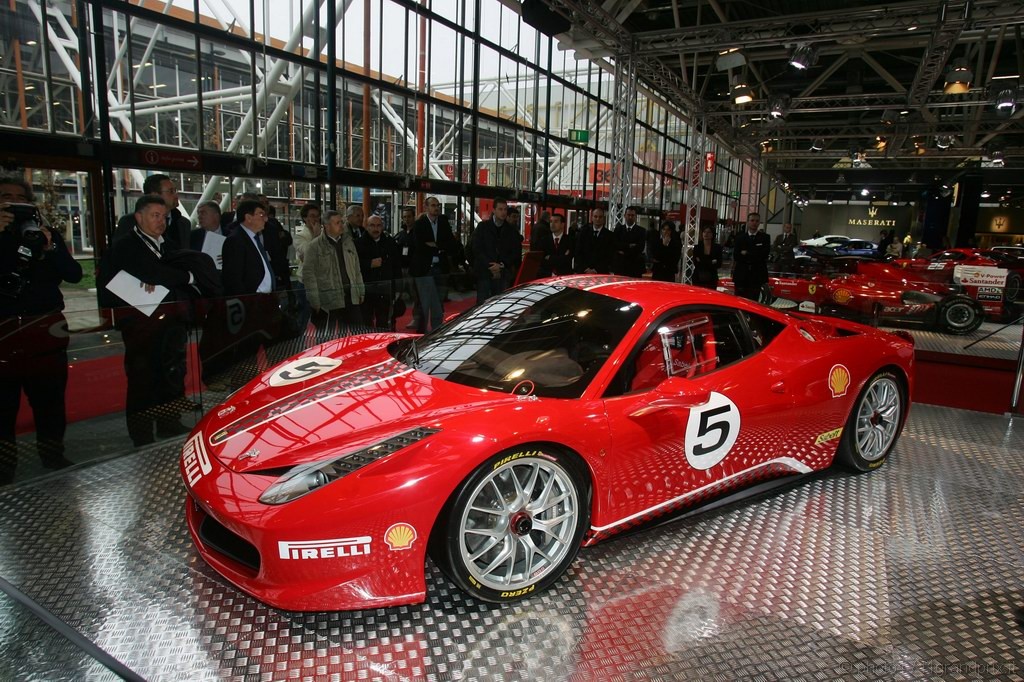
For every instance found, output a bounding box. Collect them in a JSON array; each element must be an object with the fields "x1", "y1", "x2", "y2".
[{"x1": 684, "y1": 392, "x2": 741, "y2": 470}]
